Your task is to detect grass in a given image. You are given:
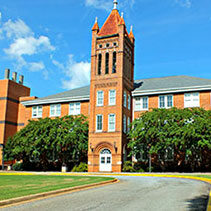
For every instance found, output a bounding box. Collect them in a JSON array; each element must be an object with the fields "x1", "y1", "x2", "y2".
[
  {"x1": 0, "y1": 175, "x2": 114, "y2": 201},
  {"x1": 189, "y1": 175, "x2": 211, "y2": 180}
]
